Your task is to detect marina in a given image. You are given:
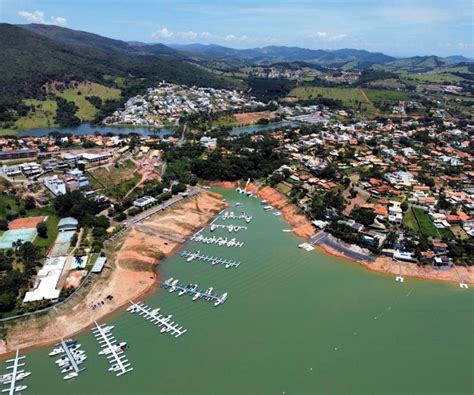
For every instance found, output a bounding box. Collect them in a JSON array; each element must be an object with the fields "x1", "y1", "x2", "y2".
[
  {"x1": 3, "y1": 188, "x2": 473, "y2": 395},
  {"x1": 179, "y1": 250, "x2": 241, "y2": 269},
  {"x1": 160, "y1": 278, "x2": 229, "y2": 306},
  {"x1": 92, "y1": 323, "x2": 133, "y2": 377},
  {"x1": 126, "y1": 302, "x2": 187, "y2": 338},
  {"x1": 1, "y1": 350, "x2": 30, "y2": 394}
]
